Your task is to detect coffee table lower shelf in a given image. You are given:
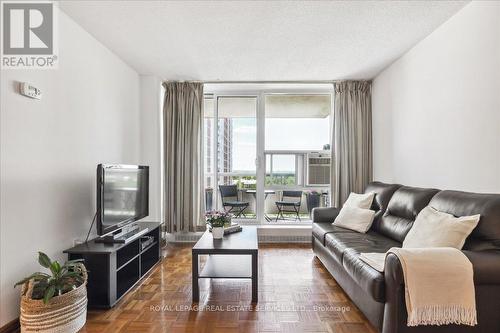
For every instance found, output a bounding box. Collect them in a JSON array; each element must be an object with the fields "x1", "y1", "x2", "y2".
[{"x1": 199, "y1": 255, "x2": 252, "y2": 278}]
